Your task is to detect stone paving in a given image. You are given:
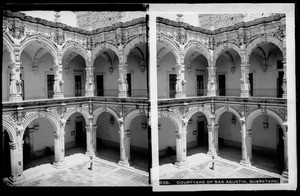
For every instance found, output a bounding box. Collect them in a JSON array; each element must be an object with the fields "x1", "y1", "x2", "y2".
[
  {"x1": 159, "y1": 152, "x2": 288, "y2": 184},
  {"x1": 16, "y1": 153, "x2": 150, "y2": 187}
]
